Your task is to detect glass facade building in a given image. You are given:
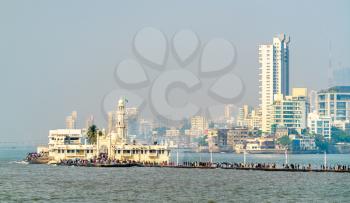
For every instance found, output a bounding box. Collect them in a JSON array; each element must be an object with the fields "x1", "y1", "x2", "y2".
[{"x1": 317, "y1": 86, "x2": 350, "y2": 121}]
